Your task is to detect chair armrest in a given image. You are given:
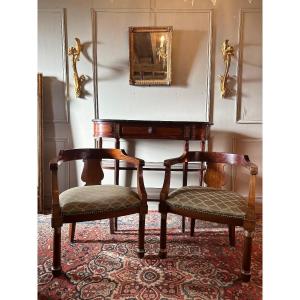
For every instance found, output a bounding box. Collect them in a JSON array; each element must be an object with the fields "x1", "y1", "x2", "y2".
[
  {"x1": 243, "y1": 168, "x2": 257, "y2": 229},
  {"x1": 164, "y1": 153, "x2": 187, "y2": 167},
  {"x1": 242, "y1": 156, "x2": 258, "y2": 175},
  {"x1": 244, "y1": 162, "x2": 258, "y2": 175},
  {"x1": 49, "y1": 157, "x2": 64, "y2": 170},
  {"x1": 118, "y1": 150, "x2": 145, "y2": 168},
  {"x1": 136, "y1": 165, "x2": 148, "y2": 209},
  {"x1": 244, "y1": 182, "x2": 256, "y2": 231},
  {"x1": 160, "y1": 153, "x2": 187, "y2": 200},
  {"x1": 159, "y1": 153, "x2": 187, "y2": 201},
  {"x1": 241, "y1": 158, "x2": 258, "y2": 219},
  {"x1": 160, "y1": 165, "x2": 171, "y2": 201},
  {"x1": 117, "y1": 150, "x2": 147, "y2": 207},
  {"x1": 49, "y1": 158, "x2": 62, "y2": 218}
]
